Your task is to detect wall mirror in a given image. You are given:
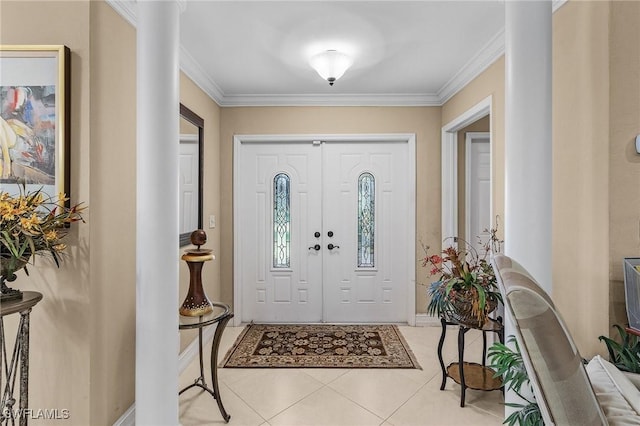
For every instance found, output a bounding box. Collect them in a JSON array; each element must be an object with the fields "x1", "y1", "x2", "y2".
[{"x1": 179, "y1": 104, "x2": 204, "y2": 246}]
